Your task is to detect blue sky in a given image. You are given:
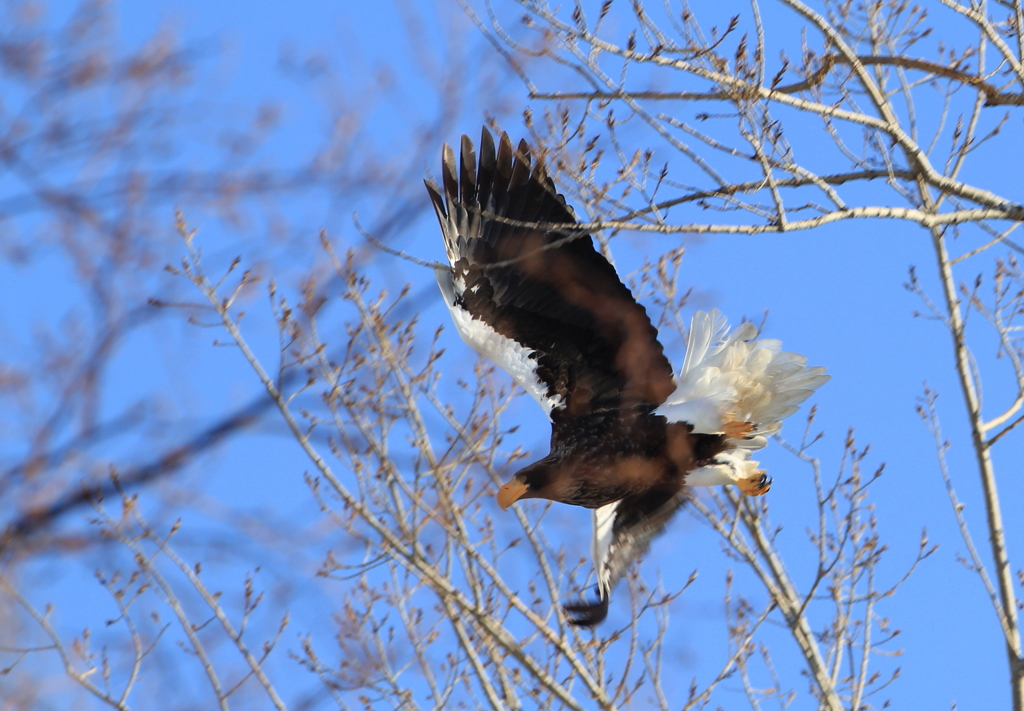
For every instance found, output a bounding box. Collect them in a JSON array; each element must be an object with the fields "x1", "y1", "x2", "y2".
[{"x1": 2, "y1": 0, "x2": 1022, "y2": 708}]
